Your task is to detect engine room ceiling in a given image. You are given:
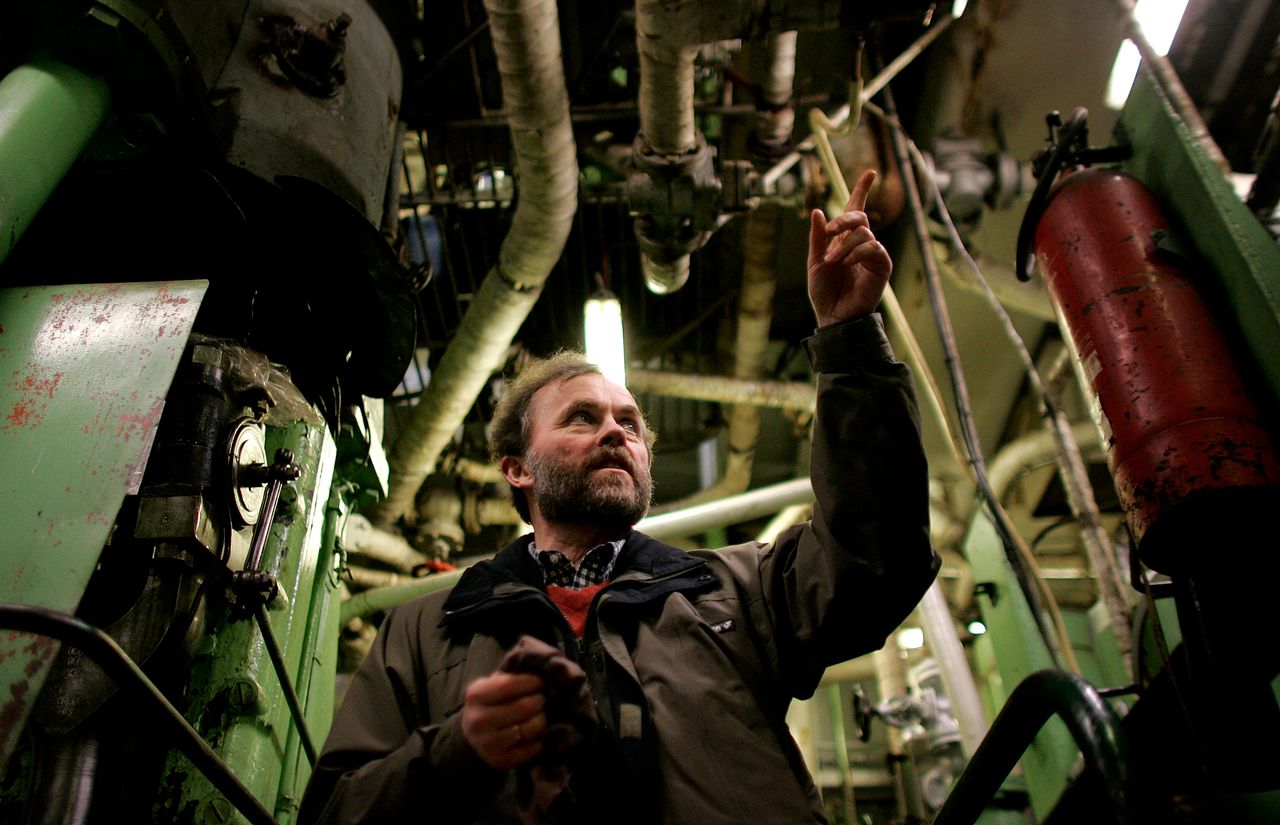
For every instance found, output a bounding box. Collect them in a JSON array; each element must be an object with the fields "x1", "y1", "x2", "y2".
[
  {"x1": 367, "y1": 0, "x2": 1279, "y2": 607},
  {"x1": 2, "y1": 0, "x2": 1274, "y2": 639}
]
